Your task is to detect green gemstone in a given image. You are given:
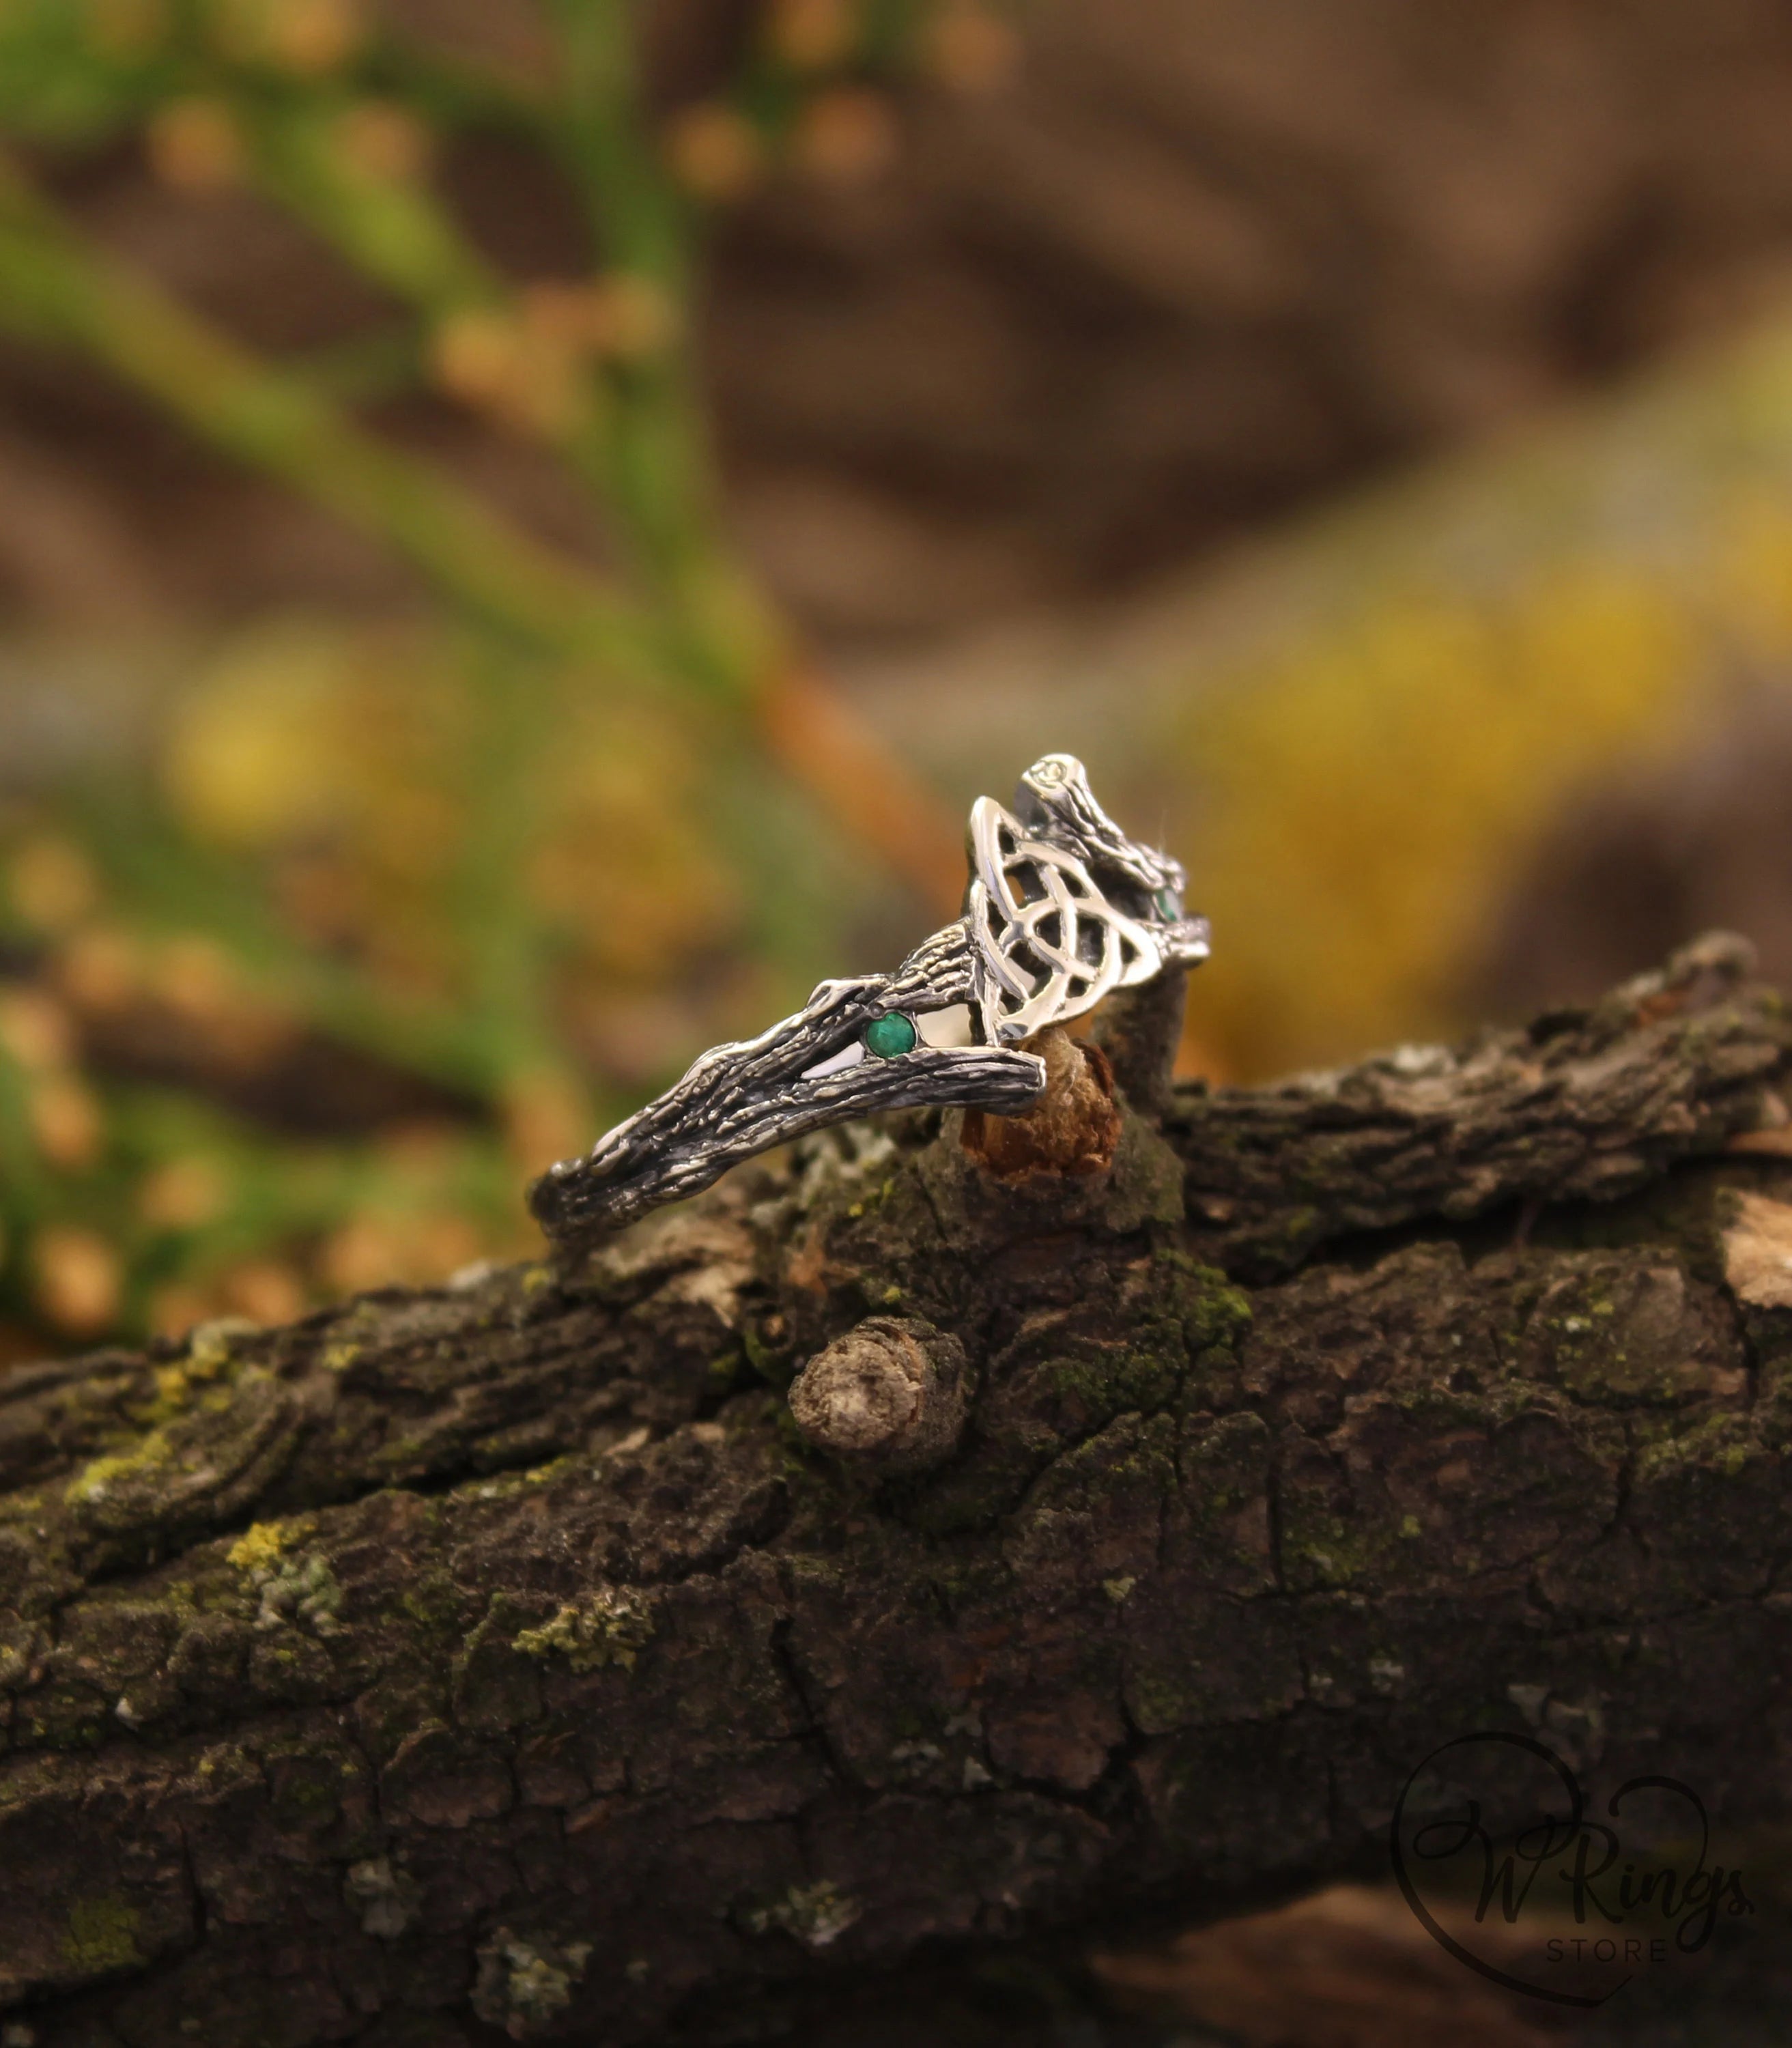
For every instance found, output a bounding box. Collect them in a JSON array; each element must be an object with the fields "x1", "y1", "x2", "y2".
[
  {"x1": 863, "y1": 1012, "x2": 918, "y2": 1059},
  {"x1": 1154, "y1": 887, "x2": 1181, "y2": 920}
]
